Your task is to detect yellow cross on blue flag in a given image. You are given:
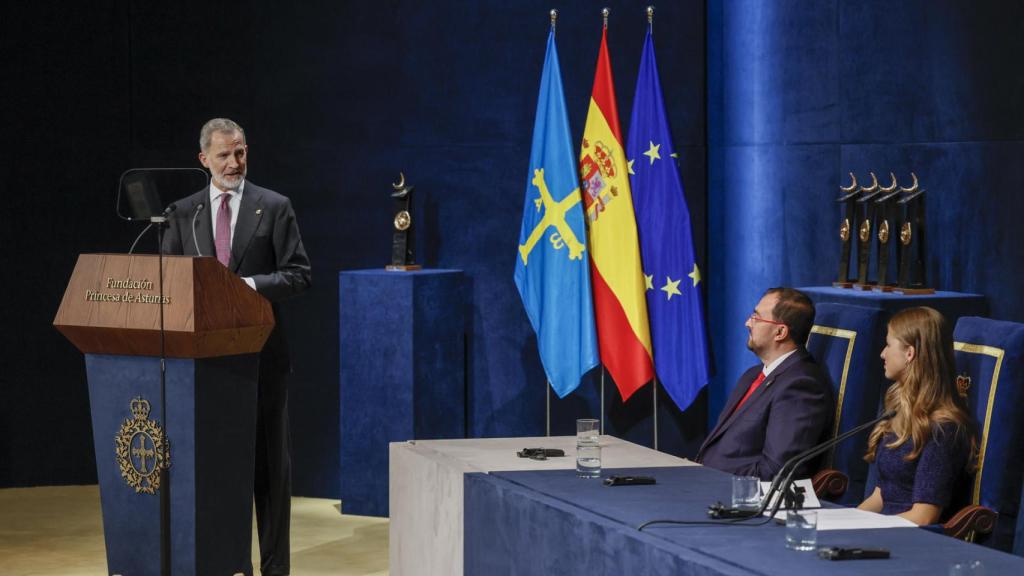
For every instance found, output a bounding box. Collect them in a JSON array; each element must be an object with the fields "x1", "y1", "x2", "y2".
[
  {"x1": 514, "y1": 28, "x2": 599, "y2": 398},
  {"x1": 627, "y1": 28, "x2": 710, "y2": 411}
]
